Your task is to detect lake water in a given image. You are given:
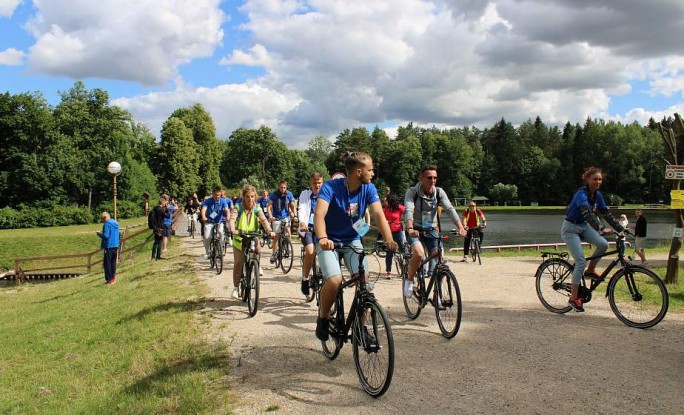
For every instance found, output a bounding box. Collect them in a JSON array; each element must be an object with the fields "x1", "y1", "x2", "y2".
[{"x1": 443, "y1": 209, "x2": 676, "y2": 249}]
